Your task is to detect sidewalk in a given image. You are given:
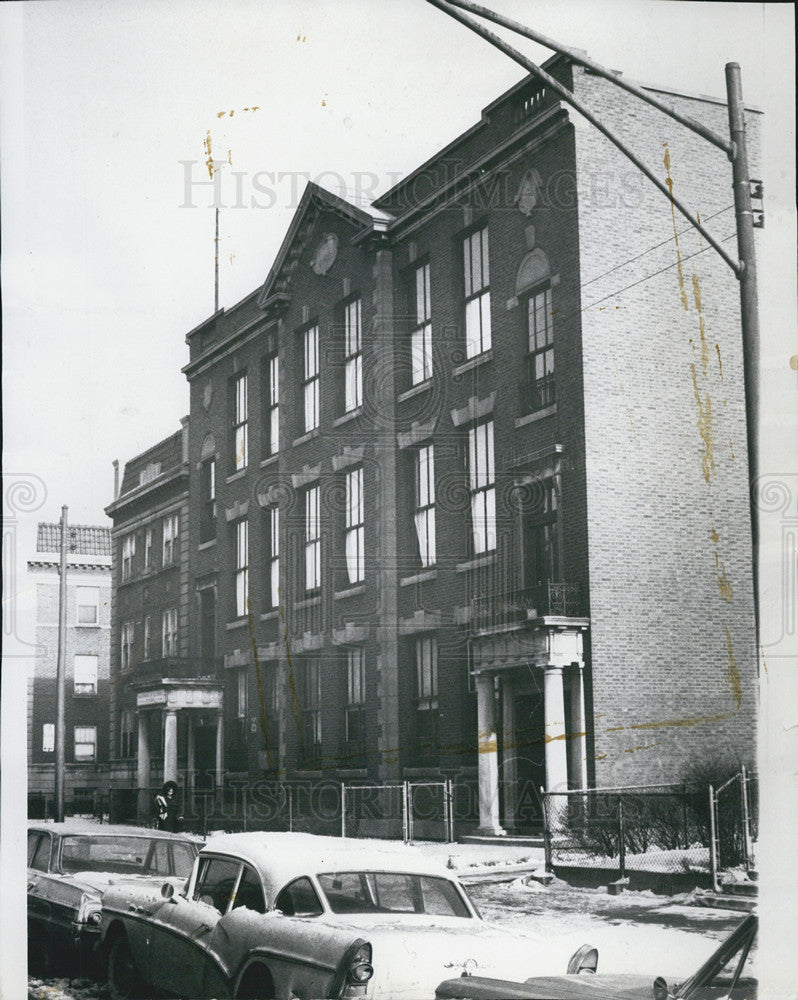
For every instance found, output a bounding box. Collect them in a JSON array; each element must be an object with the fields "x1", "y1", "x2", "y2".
[{"x1": 342, "y1": 835, "x2": 546, "y2": 878}]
